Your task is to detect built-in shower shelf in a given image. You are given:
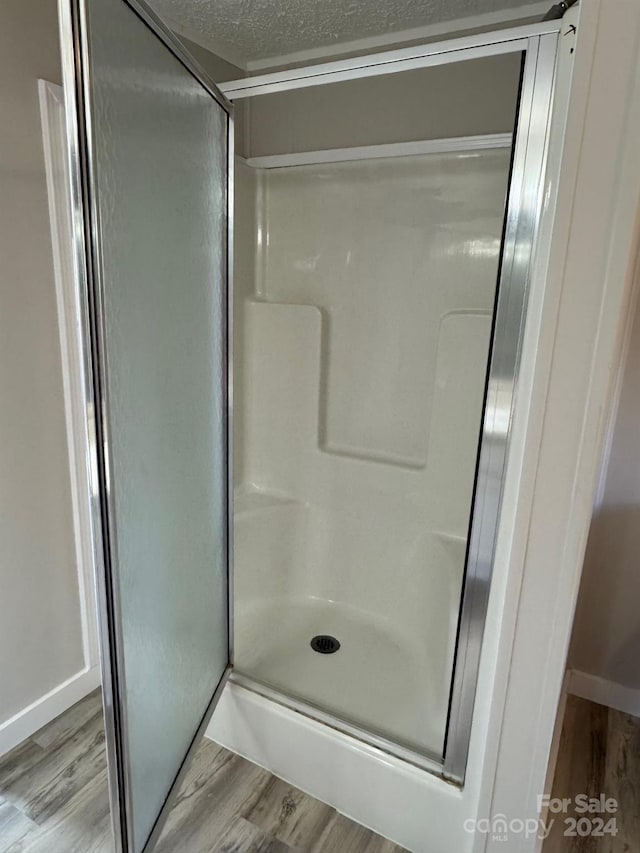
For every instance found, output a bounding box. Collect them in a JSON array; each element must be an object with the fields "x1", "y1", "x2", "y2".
[{"x1": 234, "y1": 487, "x2": 301, "y2": 518}]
